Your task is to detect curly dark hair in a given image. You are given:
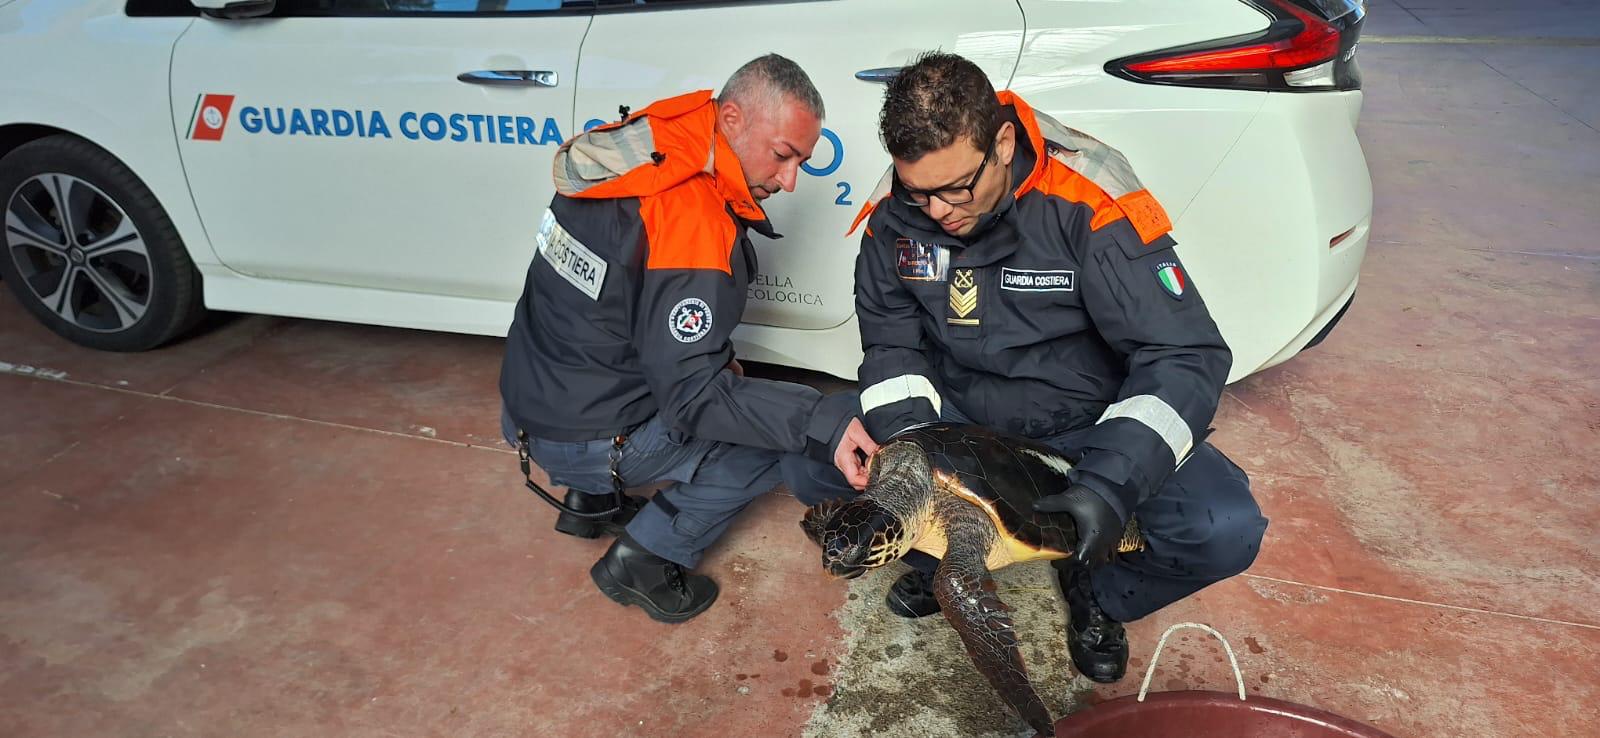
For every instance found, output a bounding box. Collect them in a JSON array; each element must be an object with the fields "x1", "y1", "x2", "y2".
[{"x1": 879, "y1": 51, "x2": 1001, "y2": 162}]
